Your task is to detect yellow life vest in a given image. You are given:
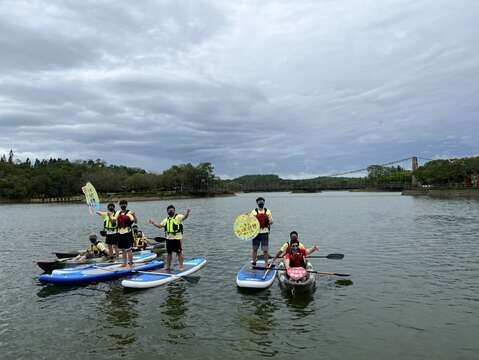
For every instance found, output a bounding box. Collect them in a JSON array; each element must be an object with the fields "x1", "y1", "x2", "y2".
[
  {"x1": 165, "y1": 215, "x2": 183, "y2": 235},
  {"x1": 103, "y1": 213, "x2": 117, "y2": 231},
  {"x1": 134, "y1": 236, "x2": 148, "y2": 249},
  {"x1": 90, "y1": 242, "x2": 106, "y2": 256}
]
